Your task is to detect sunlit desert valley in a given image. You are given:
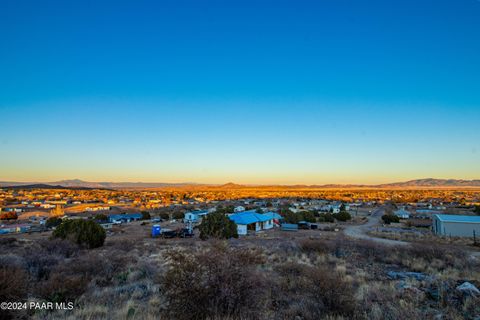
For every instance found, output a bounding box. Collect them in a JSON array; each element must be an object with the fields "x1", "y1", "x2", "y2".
[{"x1": 1, "y1": 179, "x2": 480, "y2": 319}]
